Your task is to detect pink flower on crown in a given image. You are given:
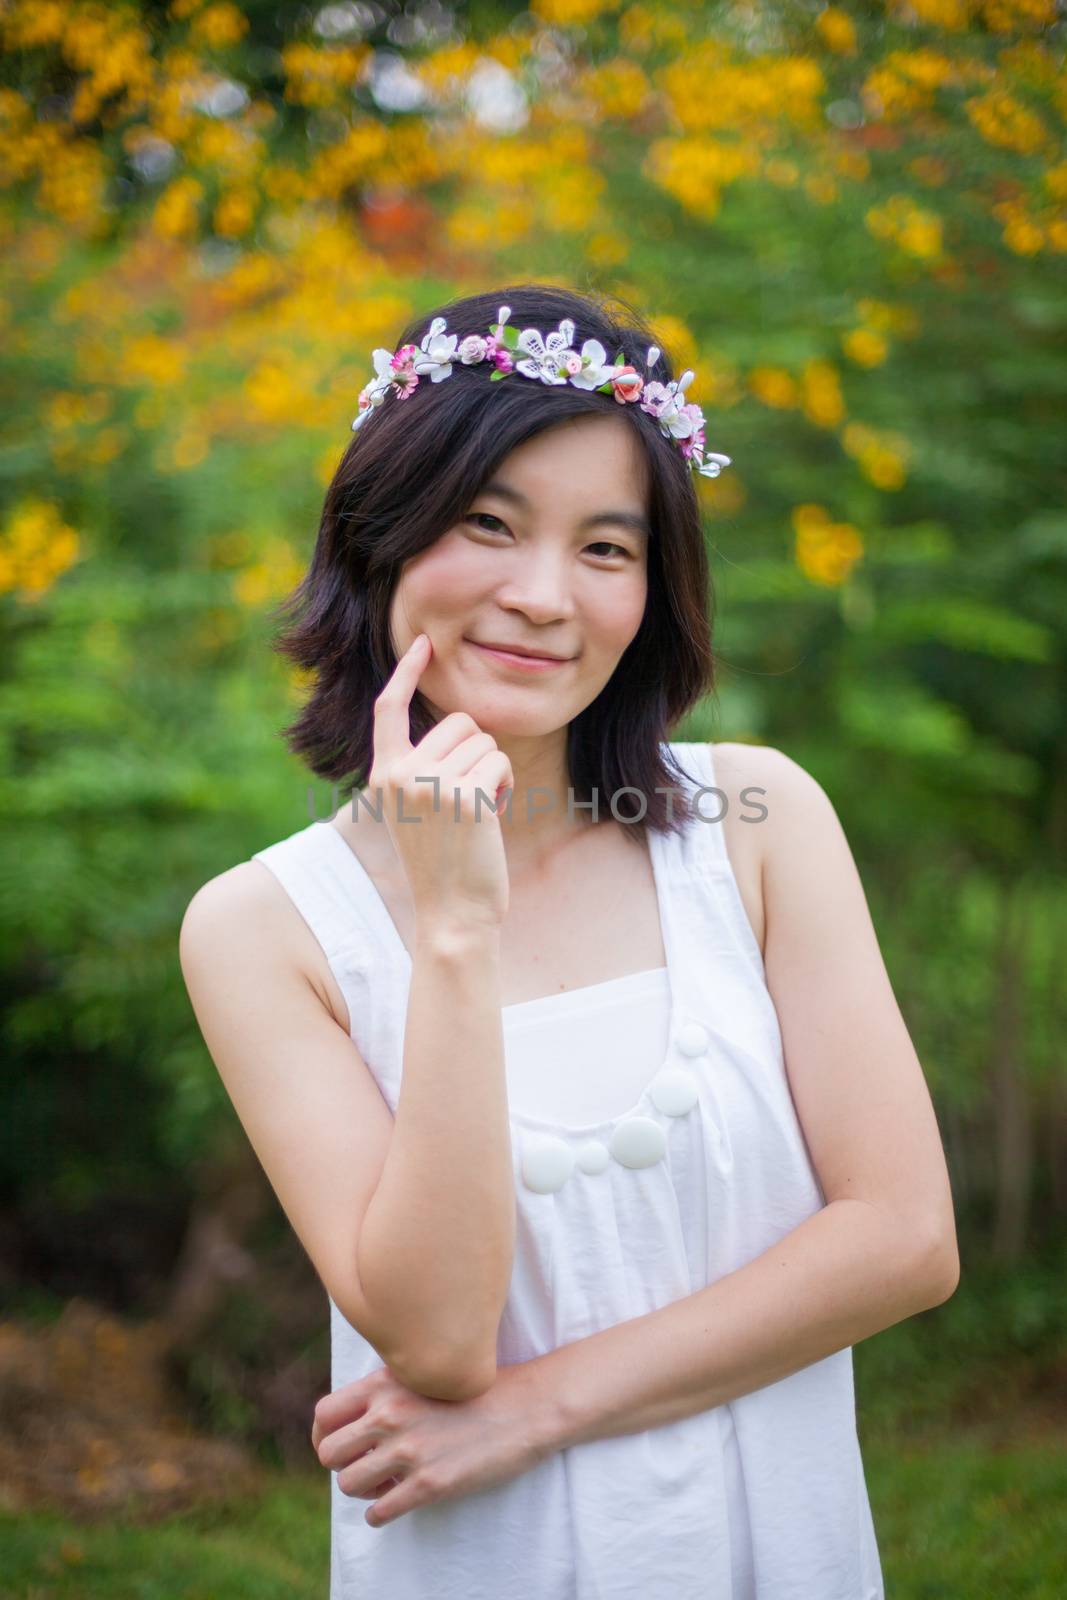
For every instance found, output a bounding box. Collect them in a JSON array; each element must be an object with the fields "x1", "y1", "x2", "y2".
[
  {"x1": 639, "y1": 380, "x2": 673, "y2": 420},
  {"x1": 564, "y1": 352, "x2": 584, "y2": 376},
  {"x1": 484, "y1": 337, "x2": 514, "y2": 374},
  {"x1": 389, "y1": 342, "x2": 421, "y2": 398},
  {"x1": 610, "y1": 365, "x2": 643, "y2": 404}
]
